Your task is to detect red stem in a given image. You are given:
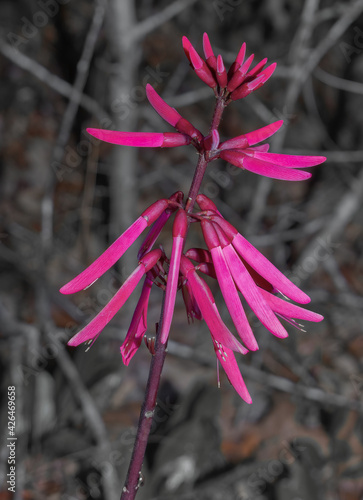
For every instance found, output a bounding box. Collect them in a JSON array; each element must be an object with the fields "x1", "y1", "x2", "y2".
[
  {"x1": 120, "y1": 93, "x2": 227, "y2": 500},
  {"x1": 120, "y1": 311, "x2": 167, "y2": 499},
  {"x1": 185, "y1": 96, "x2": 226, "y2": 213}
]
